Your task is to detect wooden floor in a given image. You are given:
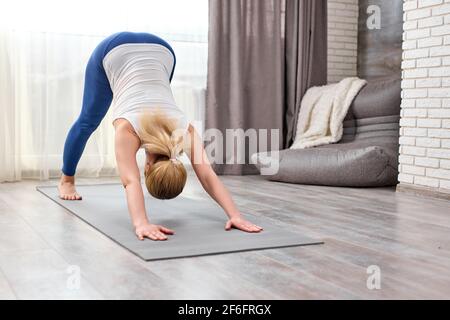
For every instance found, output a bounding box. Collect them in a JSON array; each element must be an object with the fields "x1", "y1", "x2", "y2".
[{"x1": 0, "y1": 173, "x2": 449, "y2": 299}]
